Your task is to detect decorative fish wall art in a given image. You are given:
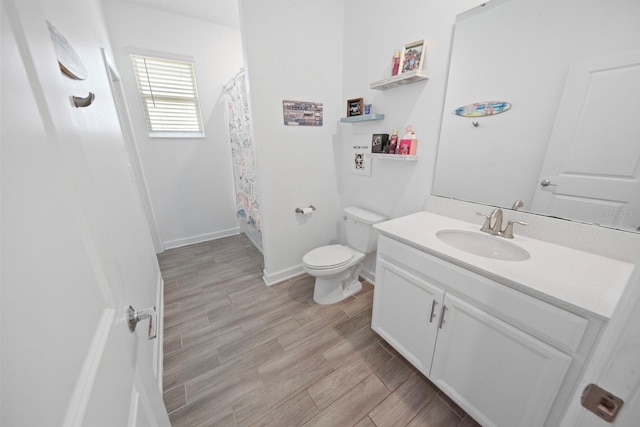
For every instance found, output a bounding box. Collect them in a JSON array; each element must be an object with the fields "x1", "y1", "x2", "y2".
[{"x1": 454, "y1": 101, "x2": 511, "y2": 117}]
